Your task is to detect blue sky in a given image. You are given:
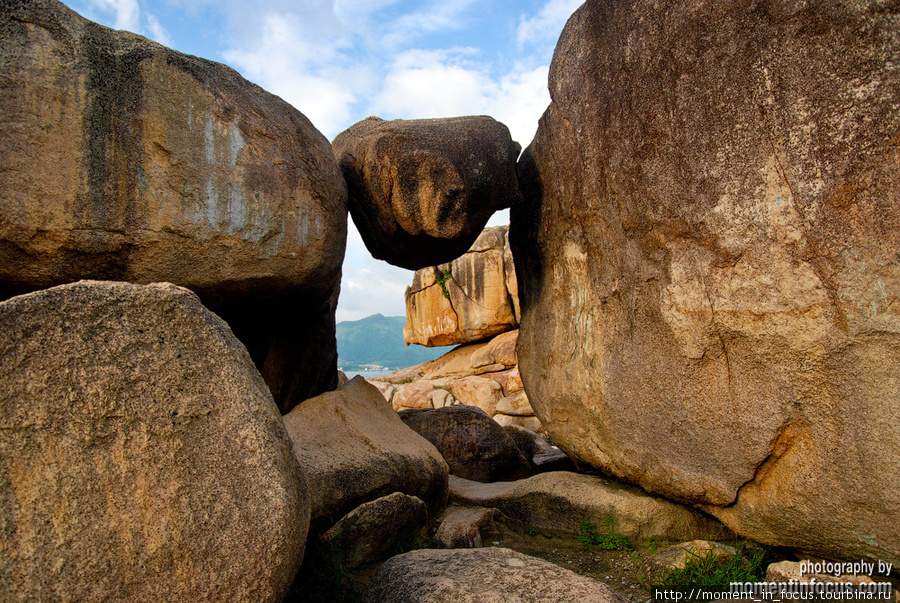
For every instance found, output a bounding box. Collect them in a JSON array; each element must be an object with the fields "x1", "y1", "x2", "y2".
[{"x1": 60, "y1": 0, "x2": 583, "y2": 322}]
